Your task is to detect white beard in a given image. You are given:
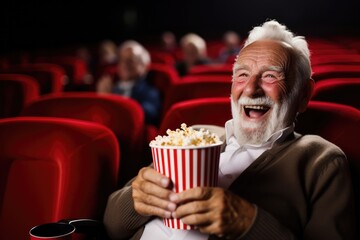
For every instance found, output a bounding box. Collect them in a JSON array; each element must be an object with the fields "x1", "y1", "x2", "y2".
[{"x1": 231, "y1": 95, "x2": 290, "y2": 146}]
